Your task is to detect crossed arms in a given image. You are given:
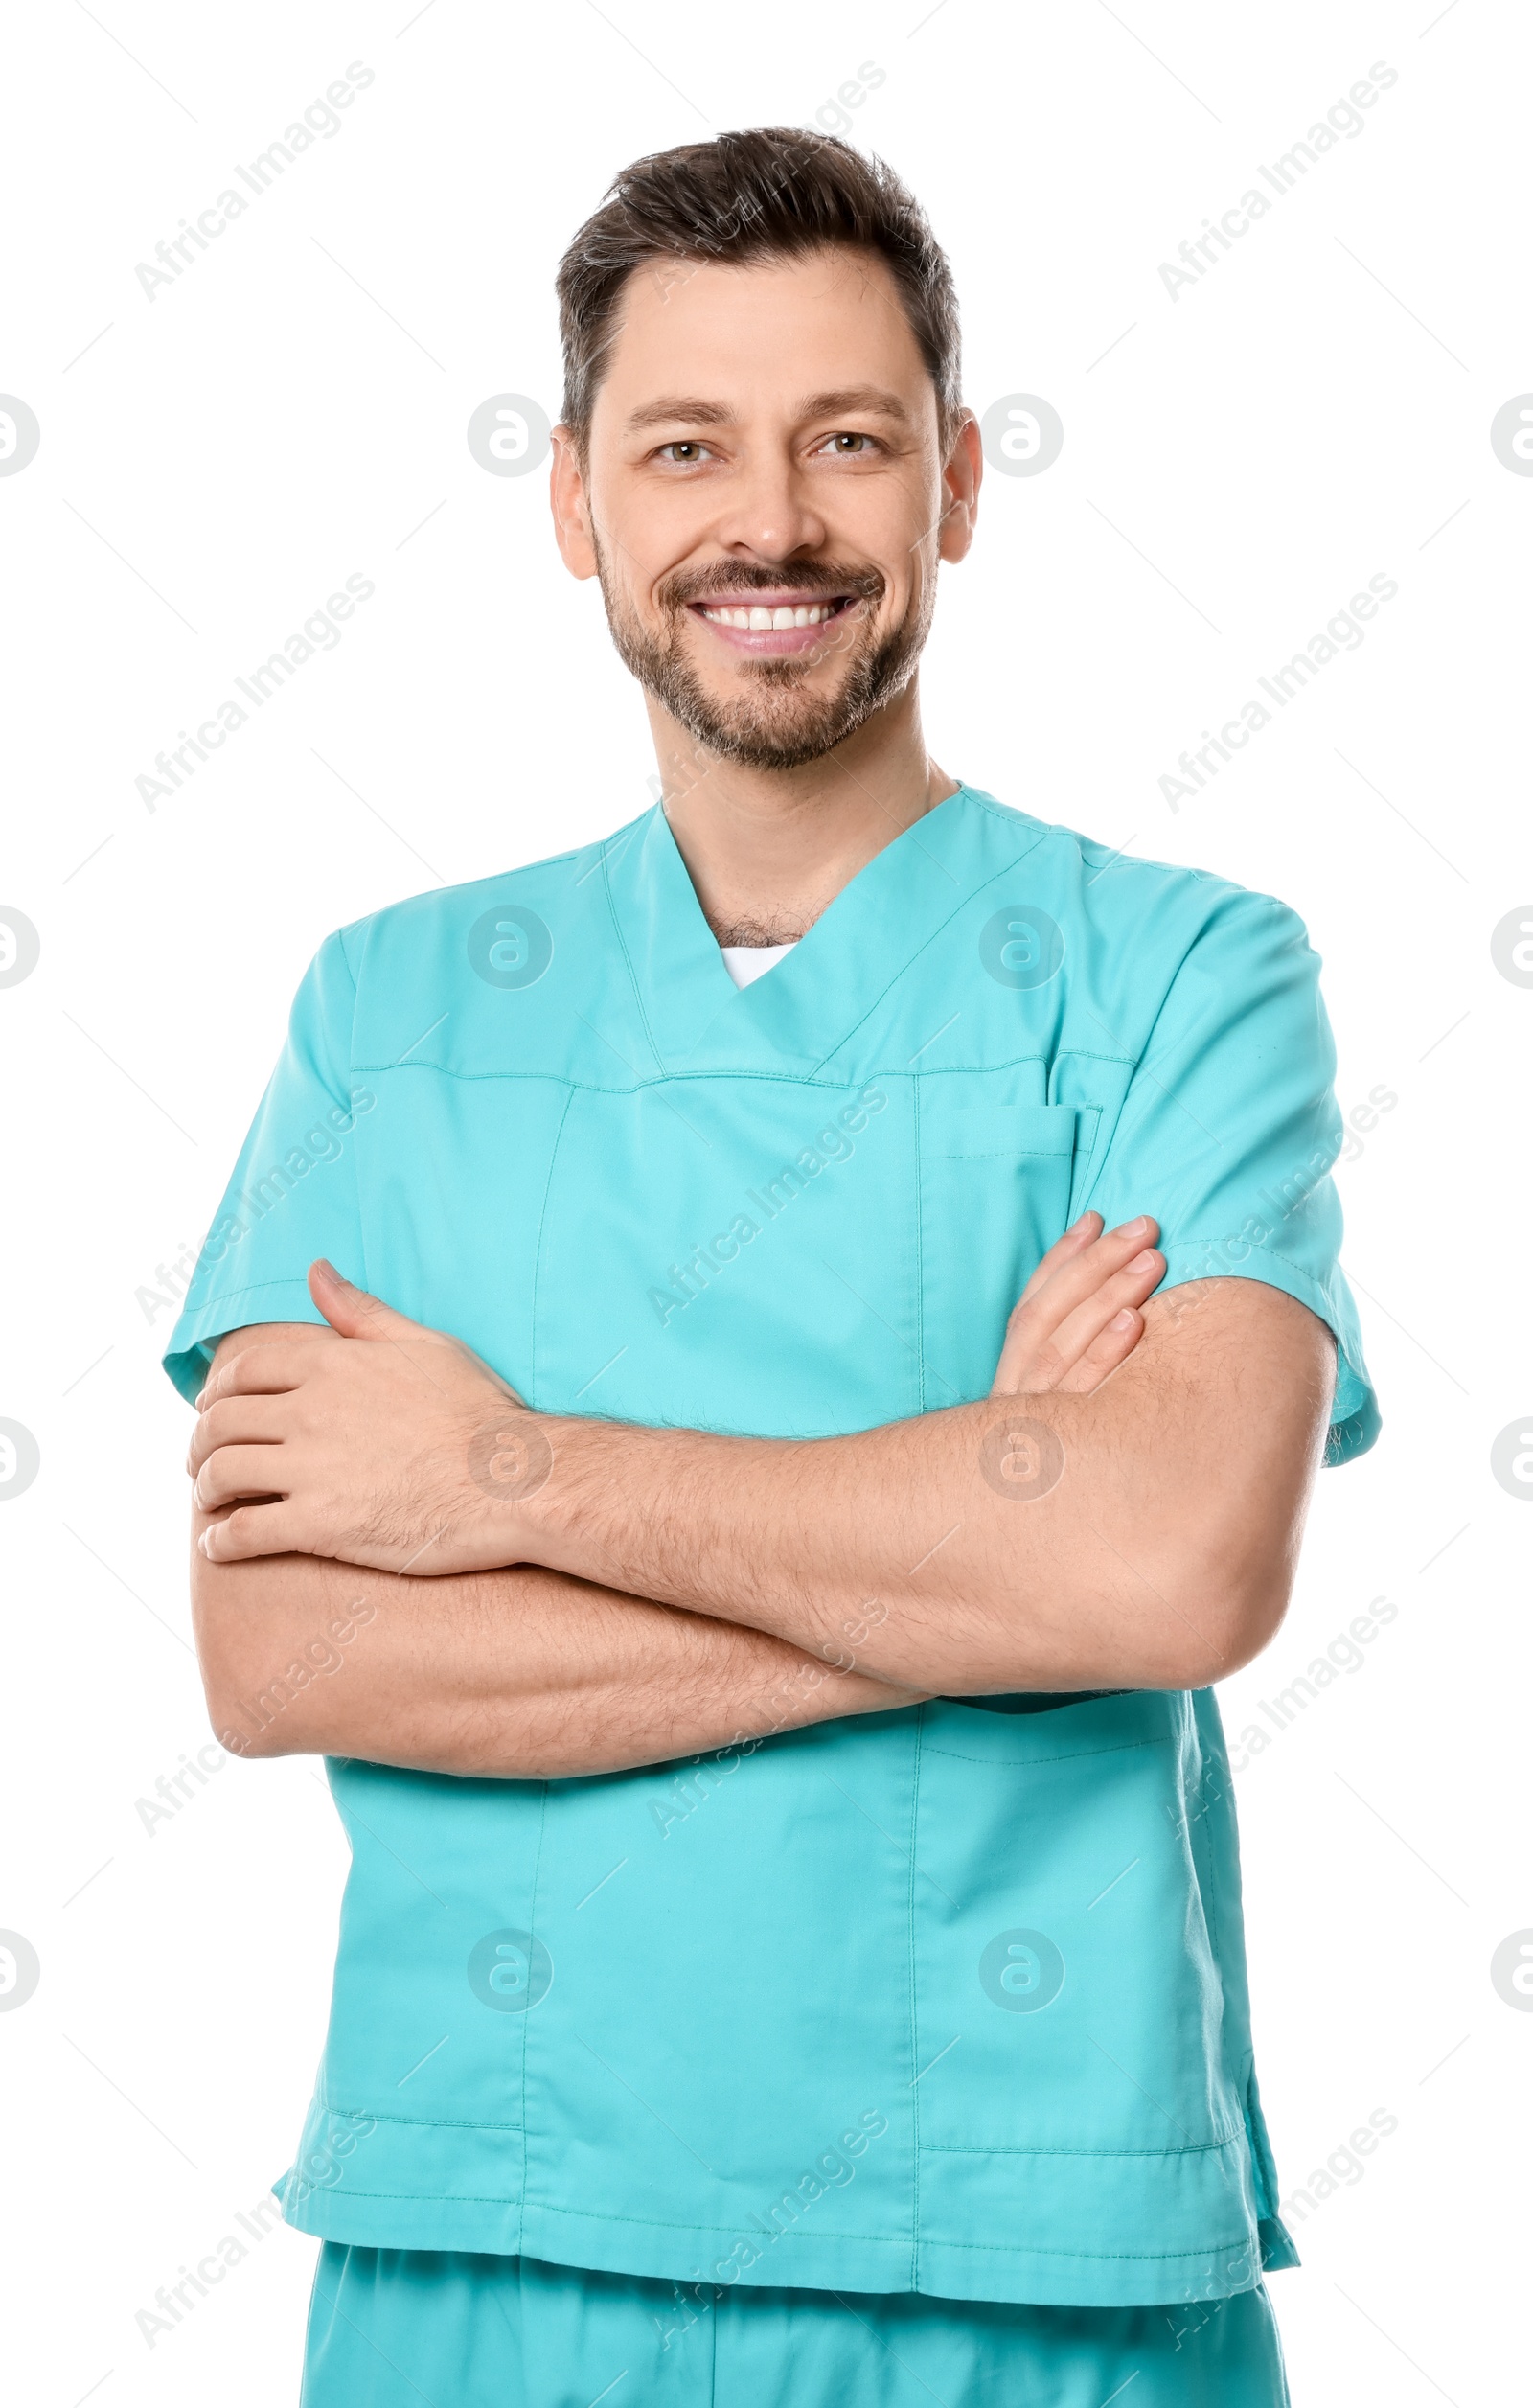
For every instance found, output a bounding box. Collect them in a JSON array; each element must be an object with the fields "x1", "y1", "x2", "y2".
[{"x1": 186, "y1": 1214, "x2": 1335, "y2": 1778}]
